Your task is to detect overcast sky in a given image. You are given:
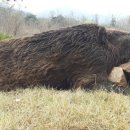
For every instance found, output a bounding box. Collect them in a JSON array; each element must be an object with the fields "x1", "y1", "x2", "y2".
[{"x1": 10, "y1": 0, "x2": 130, "y2": 17}]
